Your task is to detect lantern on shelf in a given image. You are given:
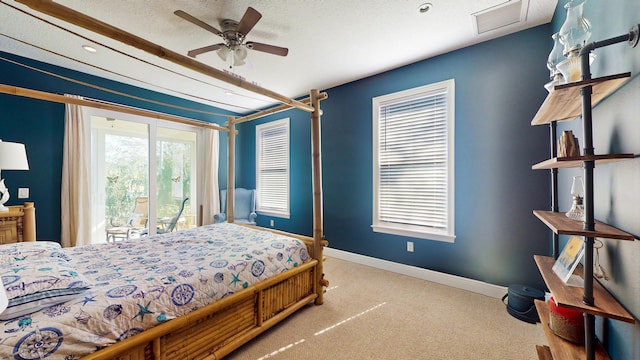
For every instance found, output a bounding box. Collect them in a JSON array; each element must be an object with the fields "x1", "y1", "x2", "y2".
[
  {"x1": 545, "y1": 32, "x2": 566, "y2": 91},
  {"x1": 565, "y1": 175, "x2": 585, "y2": 221},
  {"x1": 556, "y1": 0, "x2": 594, "y2": 83},
  {"x1": 558, "y1": 0, "x2": 592, "y2": 55}
]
